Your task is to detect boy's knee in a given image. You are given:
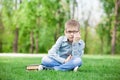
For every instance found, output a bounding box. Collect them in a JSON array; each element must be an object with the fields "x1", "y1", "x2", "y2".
[
  {"x1": 41, "y1": 56, "x2": 54, "y2": 65},
  {"x1": 42, "y1": 56, "x2": 50, "y2": 63},
  {"x1": 73, "y1": 57, "x2": 82, "y2": 66}
]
